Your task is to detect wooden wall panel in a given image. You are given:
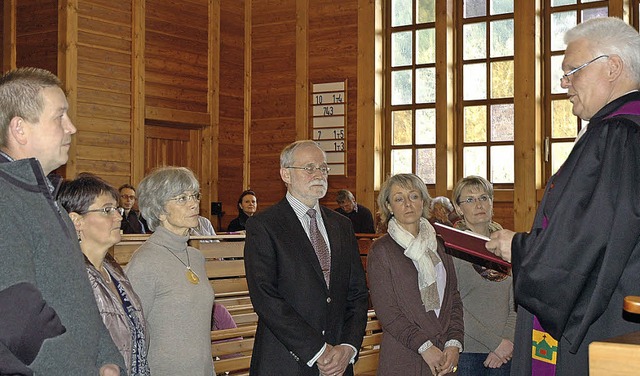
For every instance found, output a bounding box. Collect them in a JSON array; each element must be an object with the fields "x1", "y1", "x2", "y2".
[
  {"x1": 248, "y1": 0, "x2": 298, "y2": 210},
  {"x1": 144, "y1": 124, "x2": 201, "y2": 177},
  {"x1": 15, "y1": 0, "x2": 56, "y2": 73},
  {"x1": 145, "y1": 0, "x2": 208, "y2": 116},
  {"x1": 218, "y1": 0, "x2": 246, "y2": 231},
  {"x1": 74, "y1": 0, "x2": 133, "y2": 182},
  {"x1": 309, "y1": 0, "x2": 359, "y2": 209}
]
